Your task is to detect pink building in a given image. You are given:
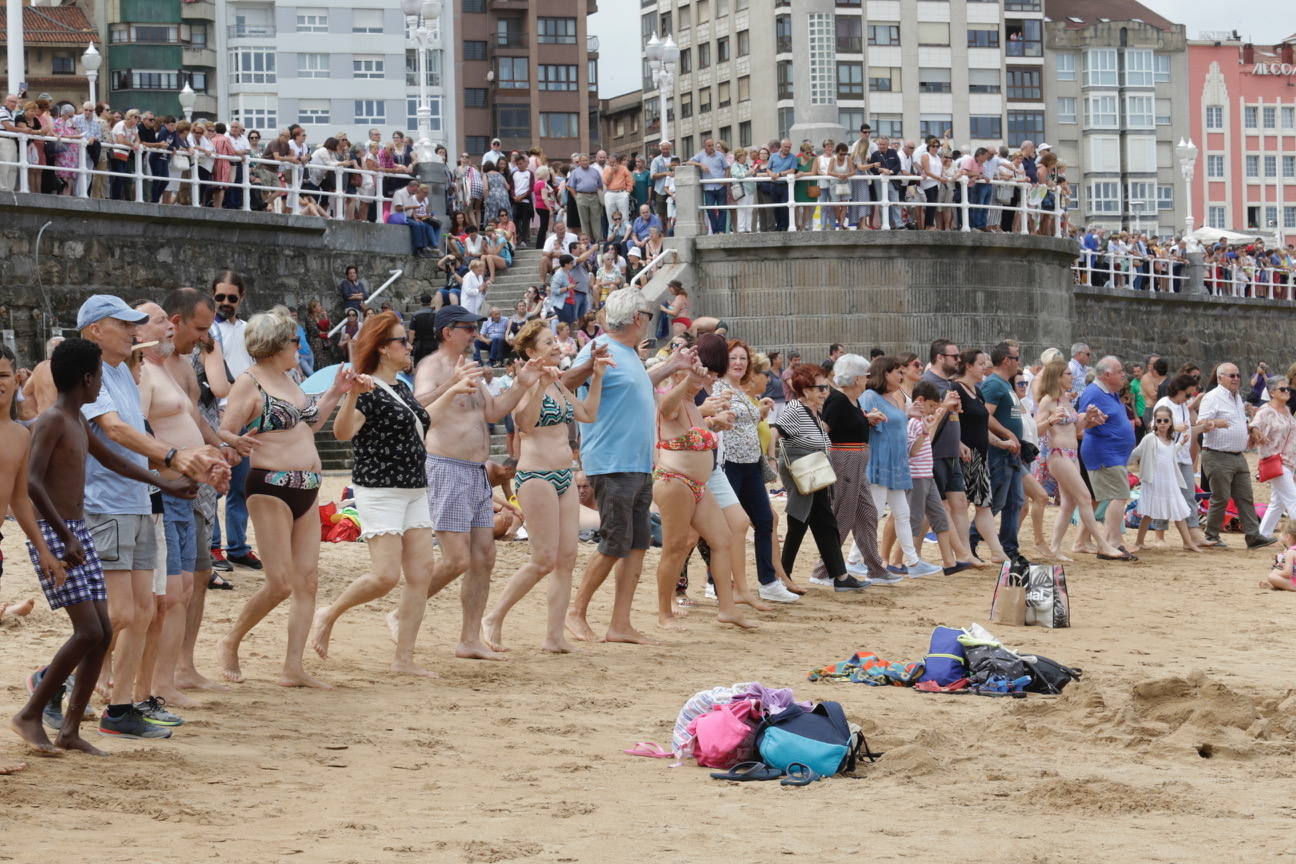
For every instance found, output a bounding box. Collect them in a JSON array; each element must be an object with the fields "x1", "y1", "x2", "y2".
[{"x1": 1188, "y1": 35, "x2": 1296, "y2": 246}]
